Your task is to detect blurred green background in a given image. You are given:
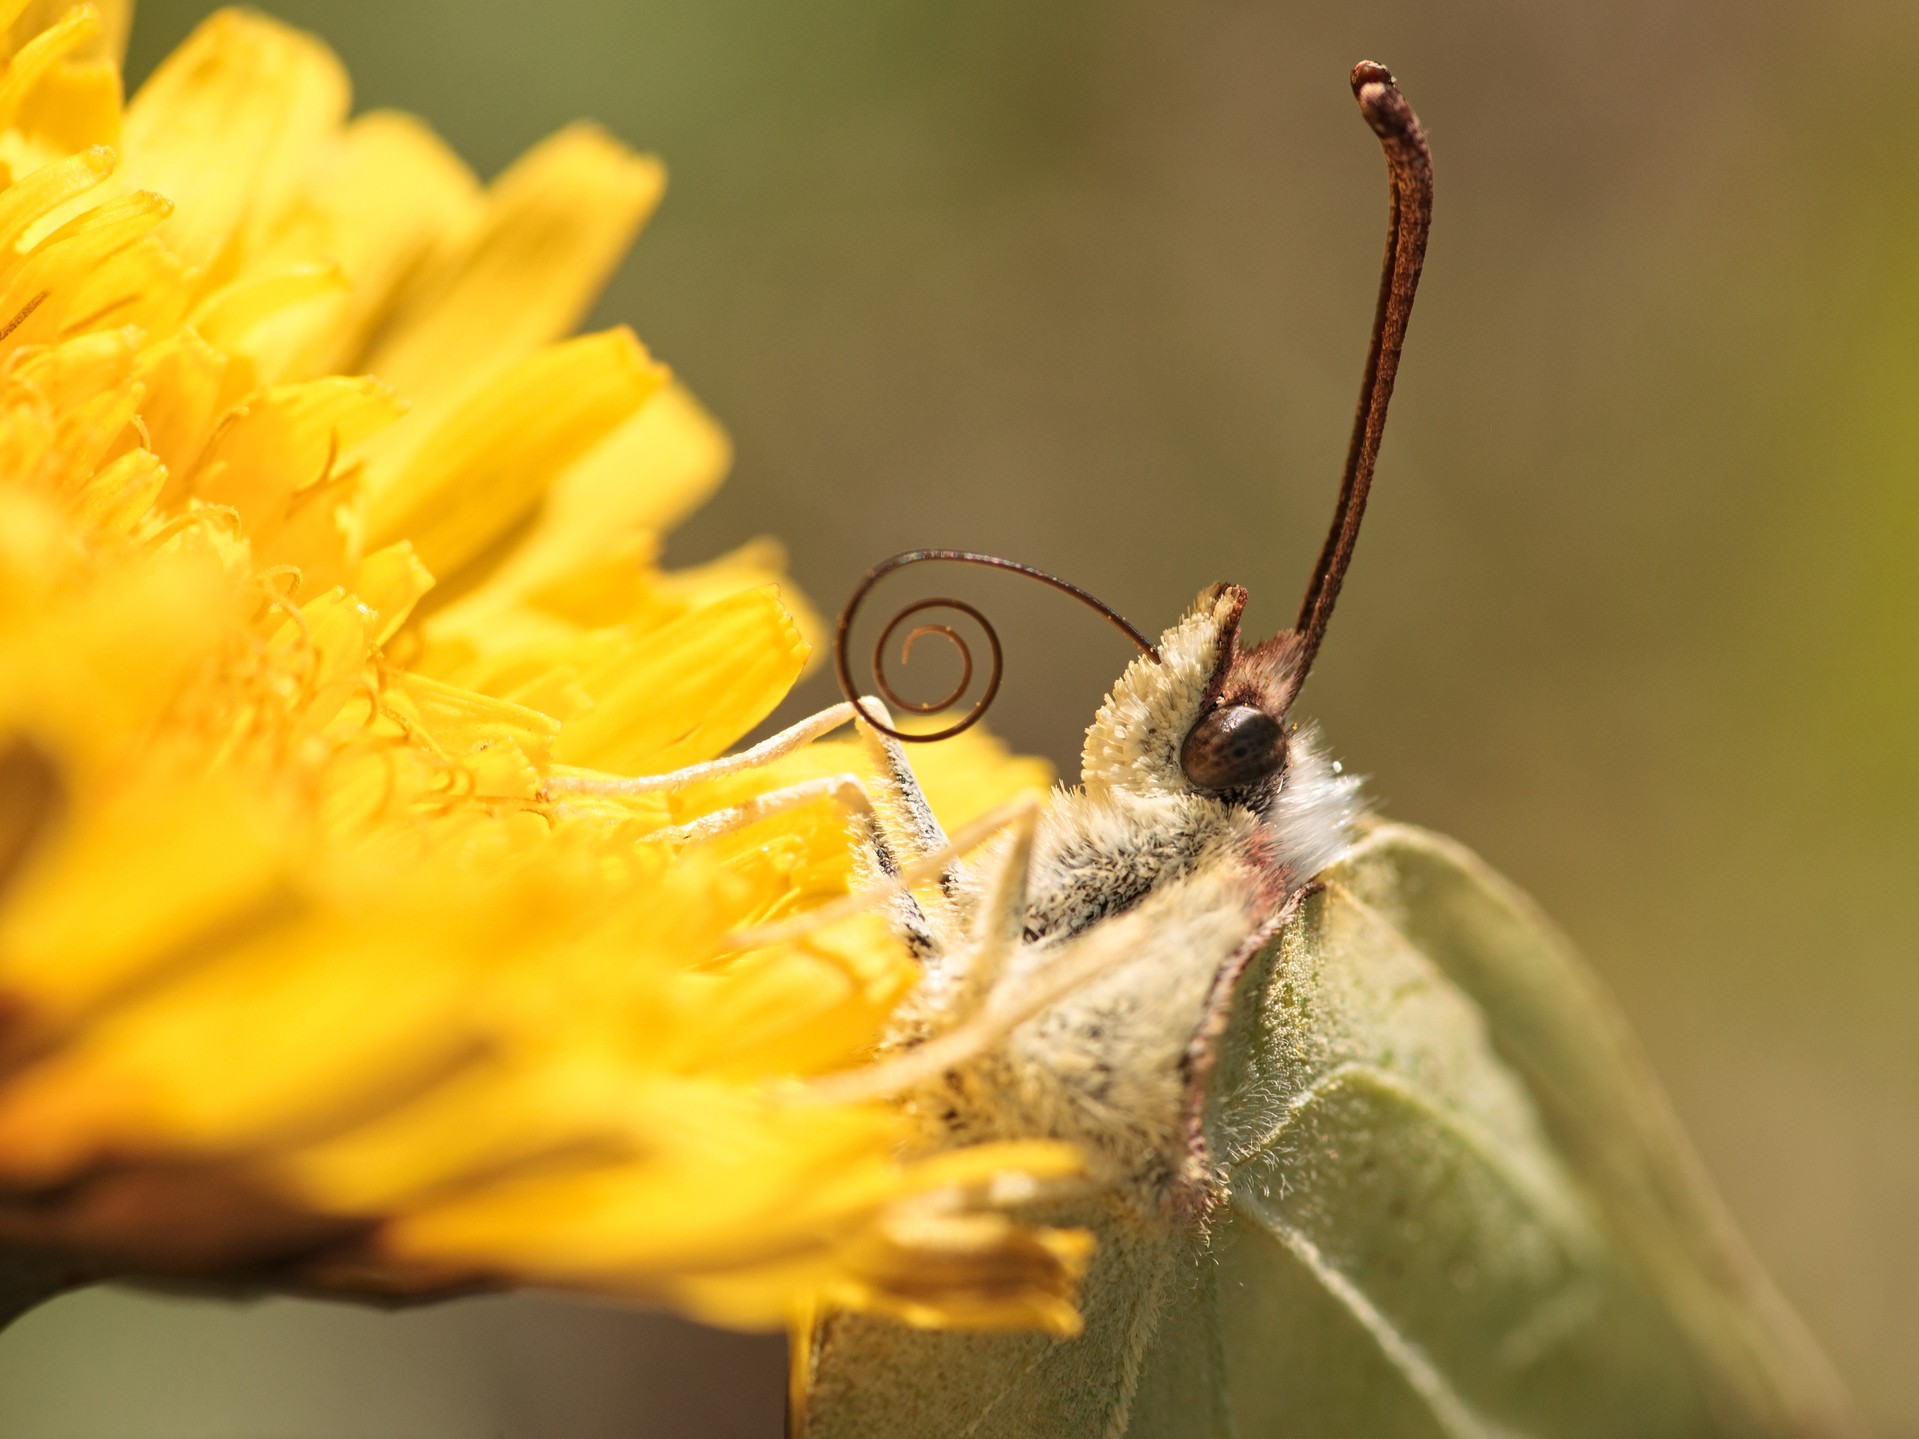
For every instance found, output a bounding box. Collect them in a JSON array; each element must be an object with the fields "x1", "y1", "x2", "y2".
[{"x1": 3, "y1": 0, "x2": 1913, "y2": 1434}]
